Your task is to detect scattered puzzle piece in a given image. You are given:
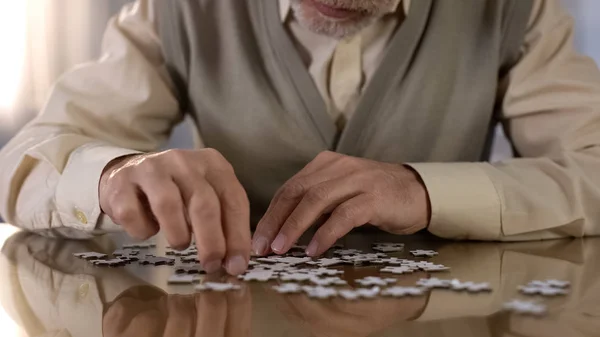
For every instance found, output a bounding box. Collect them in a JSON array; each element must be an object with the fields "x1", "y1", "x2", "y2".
[
  {"x1": 74, "y1": 252, "x2": 108, "y2": 260},
  {"x1": 138, "y1": 255, "x2": 175, "y2": 266},
  {"x1": 333, "y1": 249, "x2": 362, "y2": 256},
  {"x1": 113, "y1": 249, "x2": 140, "y2": 257},
  {"x1": 306, "y1": 258, "x2": 344, "y2": 267},
  {"x1": 380, "y1": 266, "x2": 415, "y2": 275},
  {"x1": 181, "y1": 256, "x2": 200, "y2": 264},
  {"x1": 122, "y1": 243, "x2": 156, "y2": 249},
  {"x1": 503, "y1": 299, "x2": 547, "y2": 316},
  {"x1": 238, "y1": 270, "x2": 278, "y2": 282},
  {"x1": 91, "y1": 259, "x2": 129, "y2": 267},
  {"x1": 410, "y1": 250, "x2": 438, "y2": 258},
  {"x1": 519, "y1": 285, "x2": 569, "y2": 296},
  {"x1": 175, "y1": 265, "x2": 205, "y2": 274}
]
